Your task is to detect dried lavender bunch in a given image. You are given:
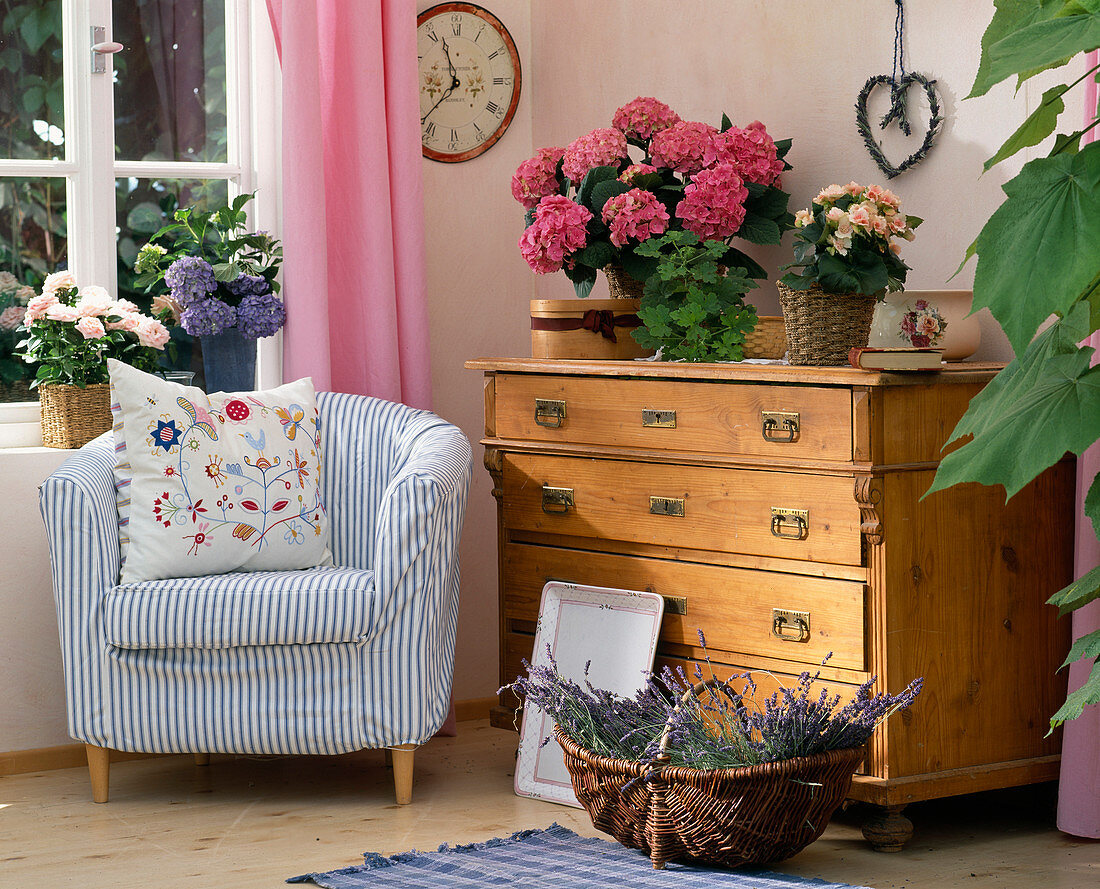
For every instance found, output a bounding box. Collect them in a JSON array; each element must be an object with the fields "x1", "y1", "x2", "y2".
[{"x1": 501, "y1": 634, "x2": 923, "y2": 771}]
